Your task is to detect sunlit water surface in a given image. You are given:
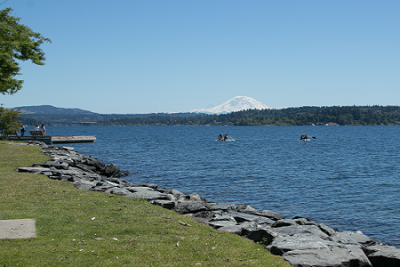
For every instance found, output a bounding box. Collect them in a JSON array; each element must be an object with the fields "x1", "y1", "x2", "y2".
[{"x1": 45, "y1": 126, "x2": 400, "y2": 247}]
